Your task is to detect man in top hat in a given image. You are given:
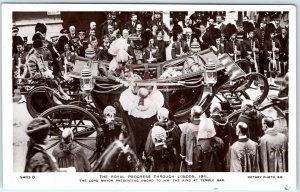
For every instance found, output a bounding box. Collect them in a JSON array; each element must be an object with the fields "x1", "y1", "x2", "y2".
[
  {"x1": 242, "y1": 21, "x2": 261, "y2": 73},
  {"x1": 71, "y1": 36, "x2": 85, "y2": 57},
  {"x1": 224, "y1": 23, "x2": 242, "y2": 61},
  {"x1": 263, "y1": 23, "x2": 282, "y2": 87},
  {"x1": 259, "y1": 117, "x2": 288, "y2": 172},
  {"x1": 52, "y1": 128, "x2": 90, "y2": 172},
  {"x1": 25, "y1": 117, "x2": 59, "y2": 172},
  {"x1": 78, "y1": 29, "x2": 87, "y2": 47},
  {"x1": 227, "y1": 122, "x2": 260, "y2": 172}
]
